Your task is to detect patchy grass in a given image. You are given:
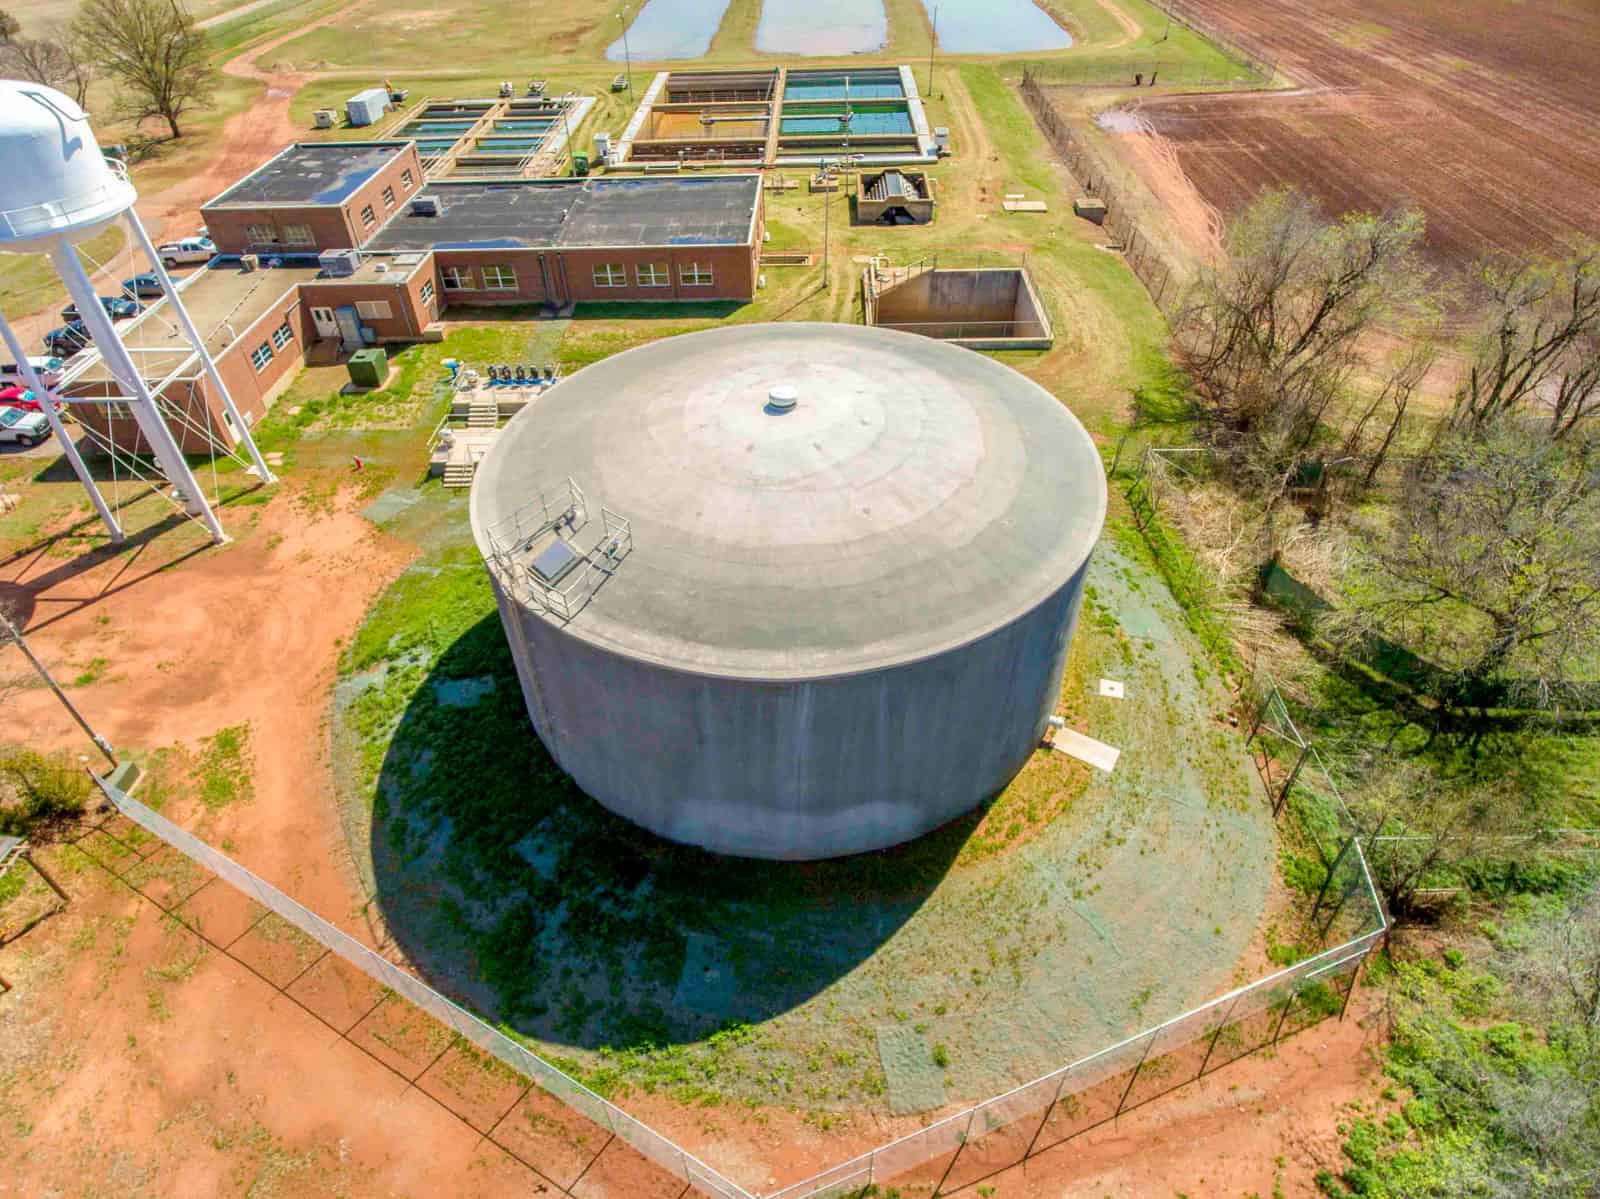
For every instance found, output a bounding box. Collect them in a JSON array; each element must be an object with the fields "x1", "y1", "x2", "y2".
[{"x1": 195, "y1": 725, "x2": 254, "y2": 812}]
